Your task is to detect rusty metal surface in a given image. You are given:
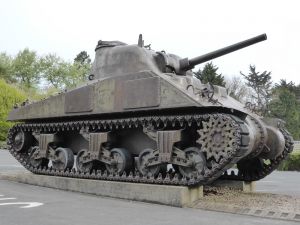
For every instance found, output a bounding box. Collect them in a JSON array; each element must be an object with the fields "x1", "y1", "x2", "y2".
[
  {"x1": 89, "y1": 133, "x2": 108, "y2": 159},
  {"x1": 123, "y1": 77, "x2": 160, "y2": 109},
  {"x1": 8, "y1": 34, "x2": 269, "y2": 121},
  {"x1": 65, "y1": 86, "x2": 94, "y2": 113},
  {"x1": 39, "y1": 134, "x2": 56, "y2": 158},
  {"x1": 157, "y1": 130, "x2": 181, "y2": 162}
]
